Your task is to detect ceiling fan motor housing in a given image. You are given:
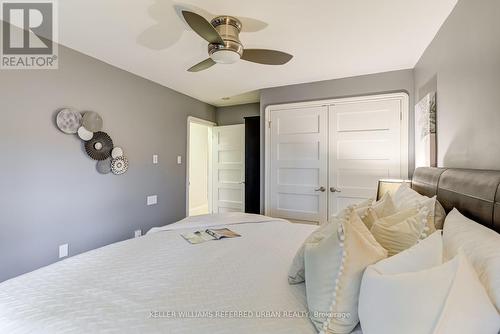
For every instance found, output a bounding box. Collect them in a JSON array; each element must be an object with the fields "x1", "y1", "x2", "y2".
[{"x1": 209, "y1": 16, "x2": 243, "y2": 63}]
